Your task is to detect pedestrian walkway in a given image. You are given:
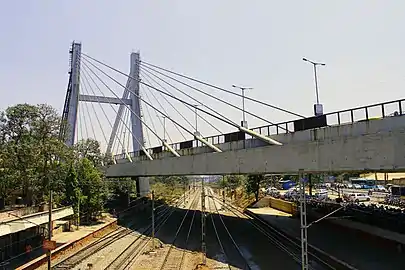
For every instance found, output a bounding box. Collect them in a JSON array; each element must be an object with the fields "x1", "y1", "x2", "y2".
[
  {"x1": 9, "y1": 216, "x2": 116, "y2": 270},
  {"x1": 248, "y1": 206, "x2": 404, "y2": 270}
]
